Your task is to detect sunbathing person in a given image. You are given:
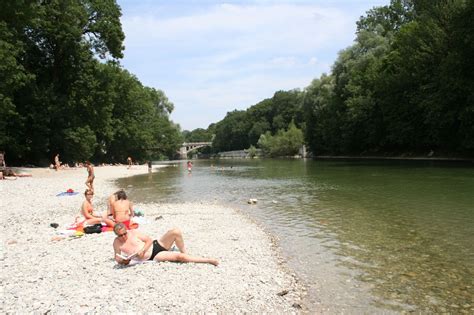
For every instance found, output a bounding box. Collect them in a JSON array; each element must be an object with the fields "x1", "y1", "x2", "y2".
[
  {"x1": 1, "y1": 168, "x2": 32, "y2": 179},
  {"x1": 113, "y1": 223, "x2": 219, "y2": 266},
  {"x1": 101, "y1": 190, "x2": 120, "y2": 223},
  {"x1": 81, "y1": 189, "x2": 115, "y2": 227},
  {"x1": 110, "y1": 190, "x2": 135, "y2": 228}
]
